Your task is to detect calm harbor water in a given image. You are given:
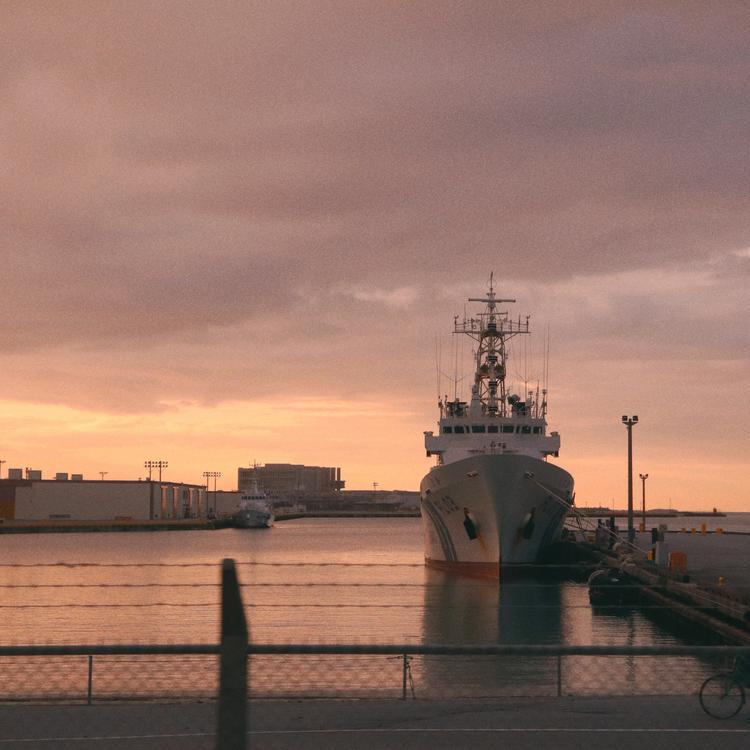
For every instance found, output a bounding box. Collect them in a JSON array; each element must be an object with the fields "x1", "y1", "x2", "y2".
[
  {"x1": 0, "y1": 516, "x2": 733, "y2": 647},
  {"x1": 1, "y1": 517, "x2": 740, "y2": 700}
]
